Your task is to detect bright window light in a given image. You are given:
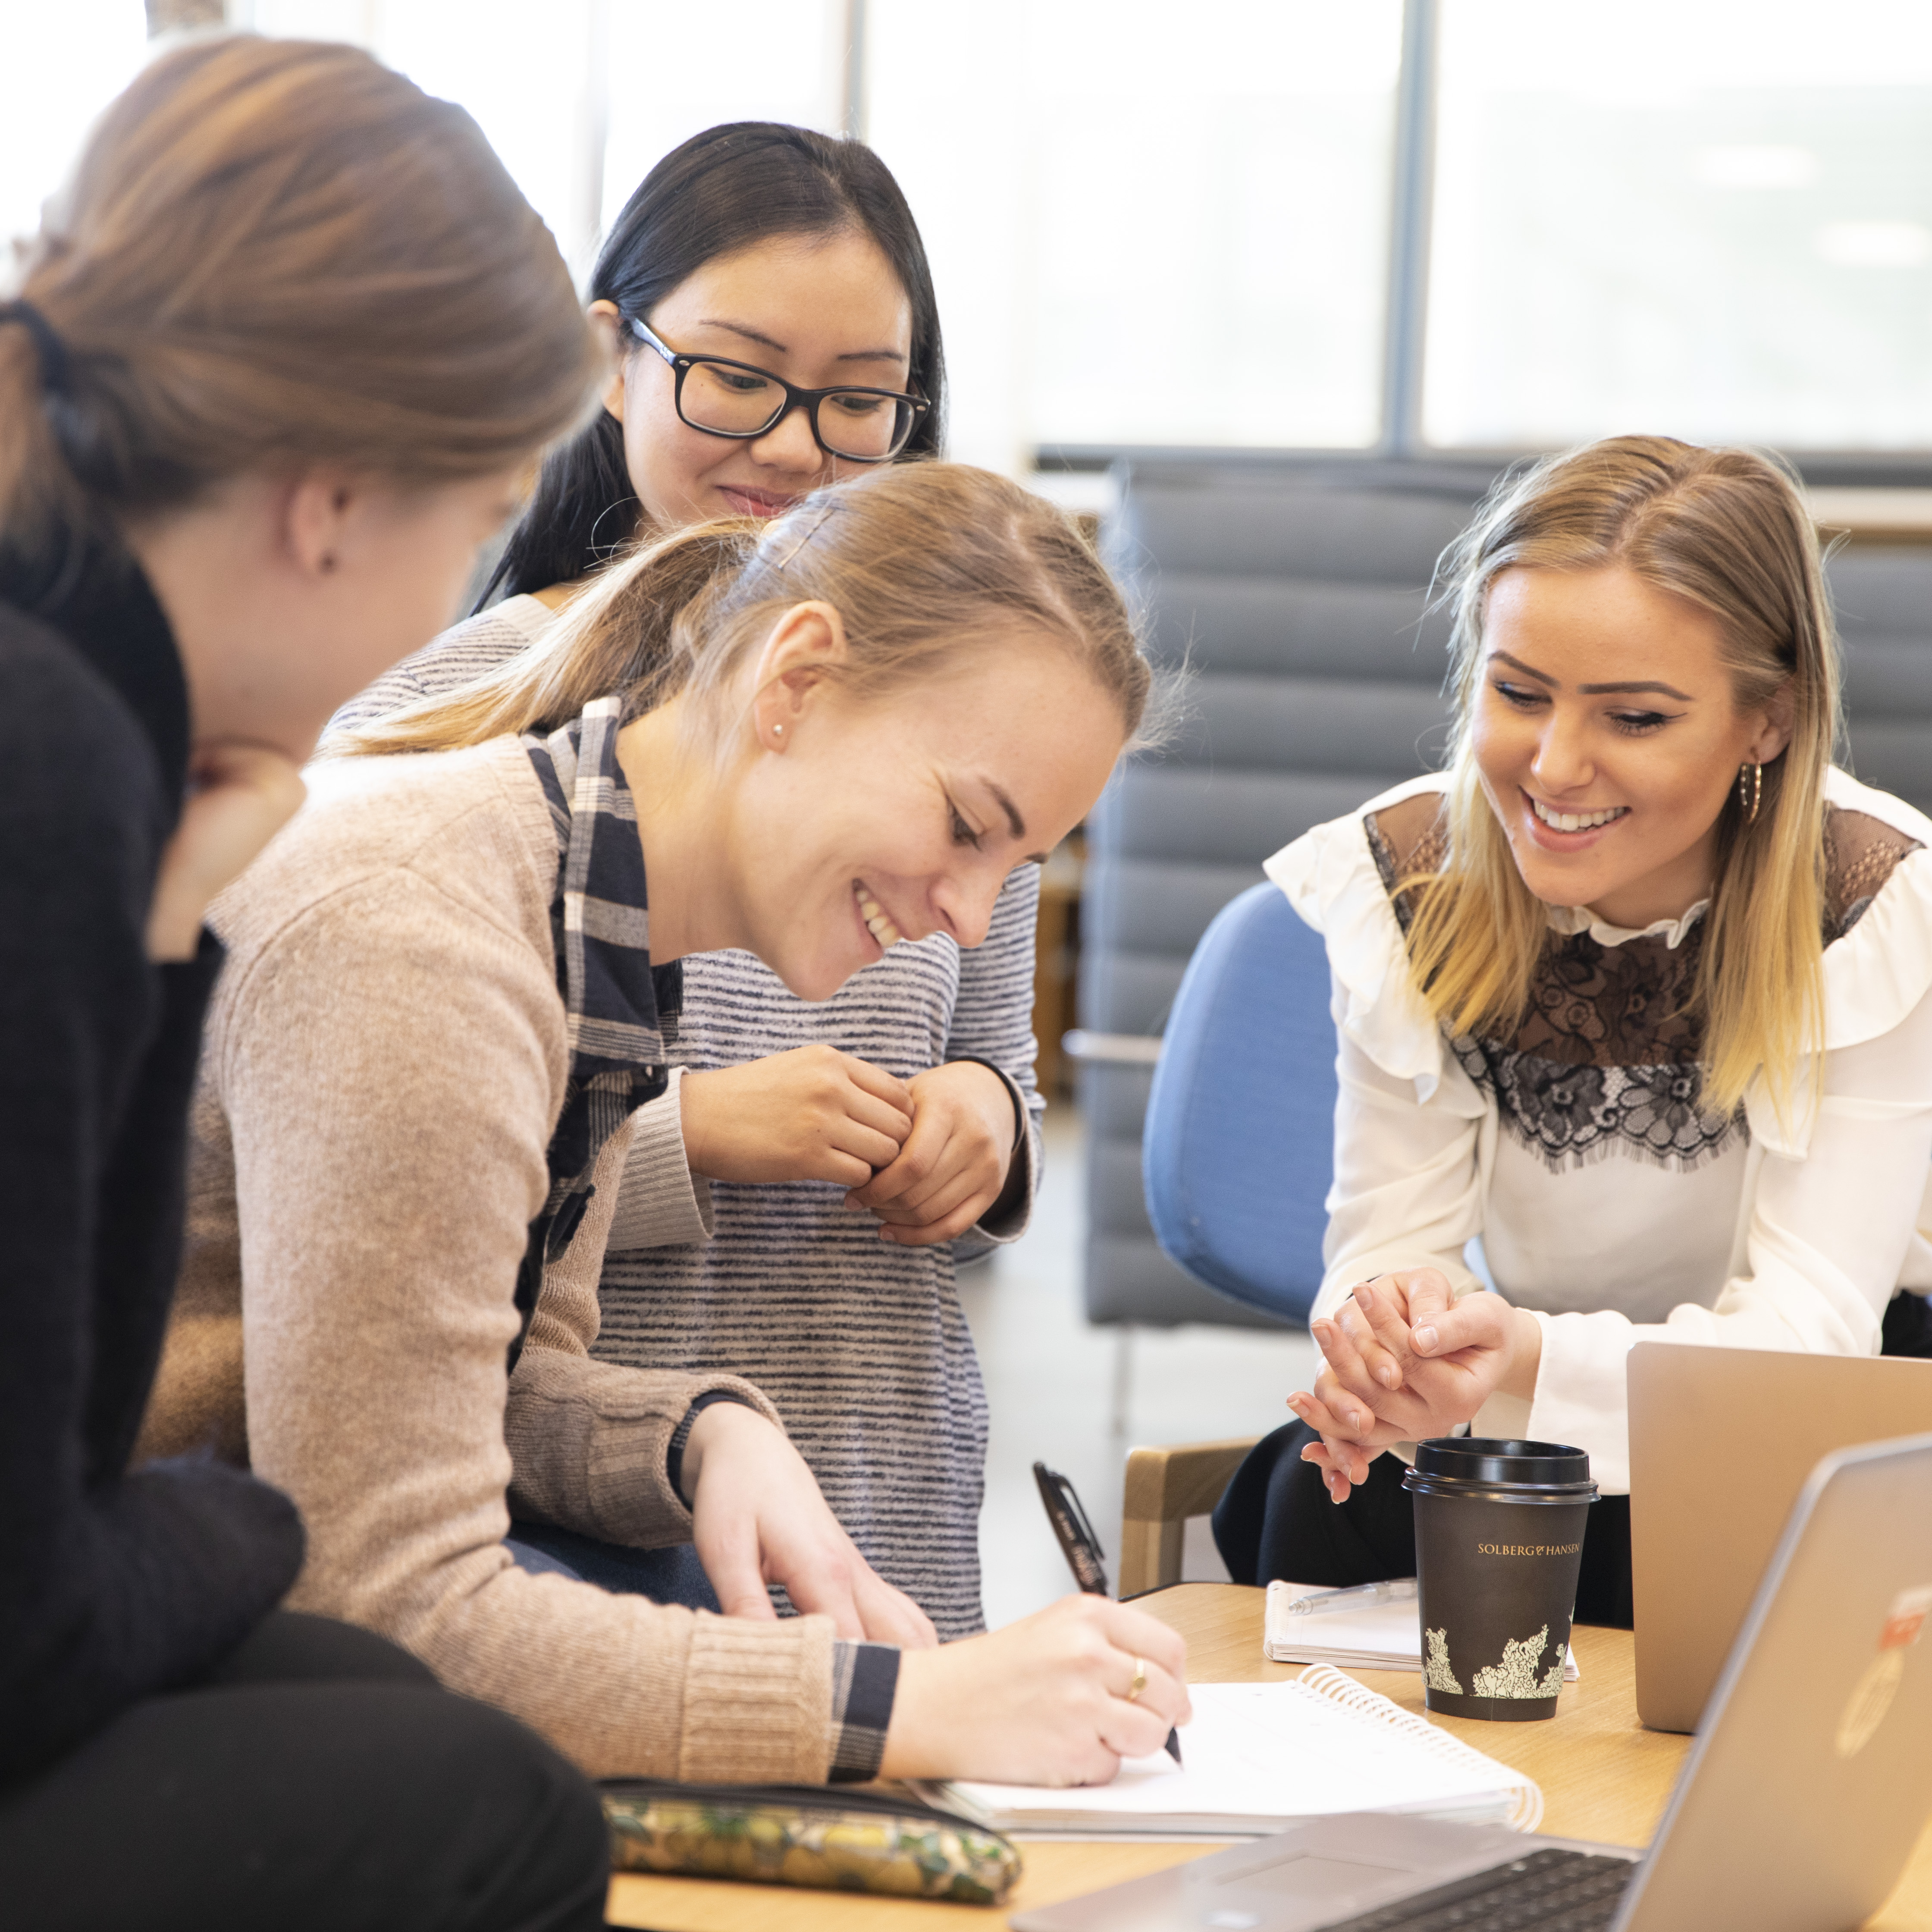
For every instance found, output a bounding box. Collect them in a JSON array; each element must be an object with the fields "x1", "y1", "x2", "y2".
[
  {"x1": 0, "y1": 1, "x2": 148, "y2": 263},
  {"x1": 600, "y1": 2, "x2": 839, "y2": 245},
  {"x1": 248, "y1": 0, "x2": 608, "y2": 273},
  {"x1": 868, "y1": 0, "x2": 1403, "y2": 467},
  {"x1": 1425, "y1": 0, "x2": 1932, "y2": 451},
  {"x1": 247, "y1": 1, "x2": 841, "y2": 280}
]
